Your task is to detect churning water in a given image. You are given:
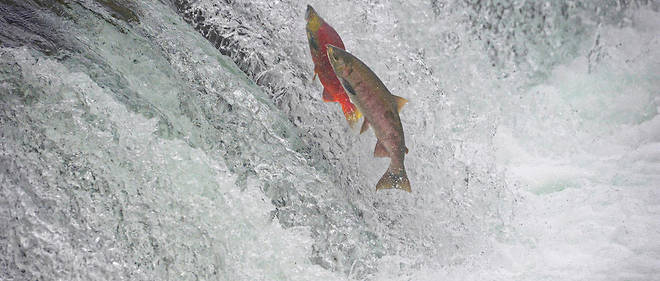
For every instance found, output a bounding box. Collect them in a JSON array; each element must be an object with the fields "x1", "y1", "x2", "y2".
[{"x1": 1, "y1": 0, "x2": 659, "y2": 280}]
